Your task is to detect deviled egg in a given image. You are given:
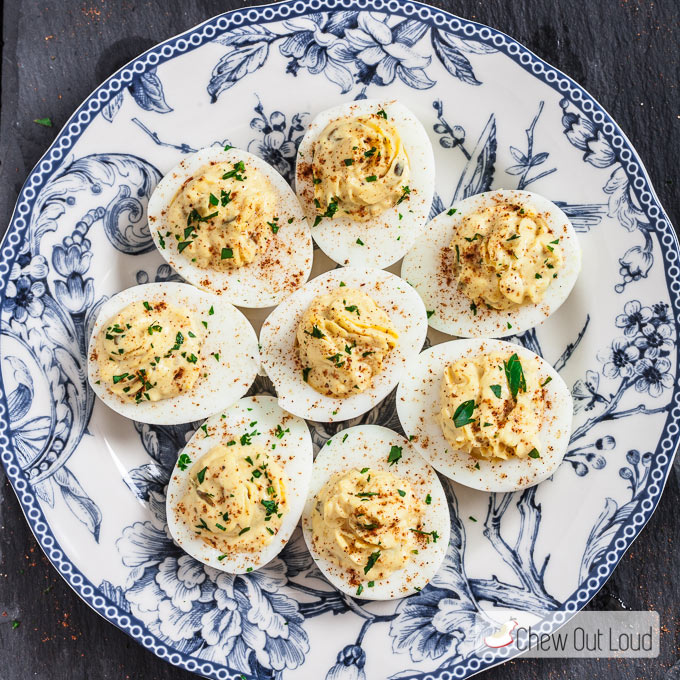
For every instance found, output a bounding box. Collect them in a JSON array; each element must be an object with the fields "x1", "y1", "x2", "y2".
[
  {"x1": 396, "y1": 339, "x2": 572, "y2": 492},
  {"x1": 302, "y1": 424, "x2": 449, "y2": 599},
  {"x1": 296, "y1": 99, "x2": 434, "y2": 269},
  {"x1": 147, "y1": 146, "x2": 313, "y2": 307},
  {"x1": 401, "y1": 189, "x2": 581, "y2": 337},
  {"x1": 87, "y1": 283, "x2": 258, "y2": 424},
  {"x1": 259, "y1": 267, "x2": 427, "y2": 422},
  {"x1": 166, "y1": 396, "x2": 312, "y2": 573}
]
